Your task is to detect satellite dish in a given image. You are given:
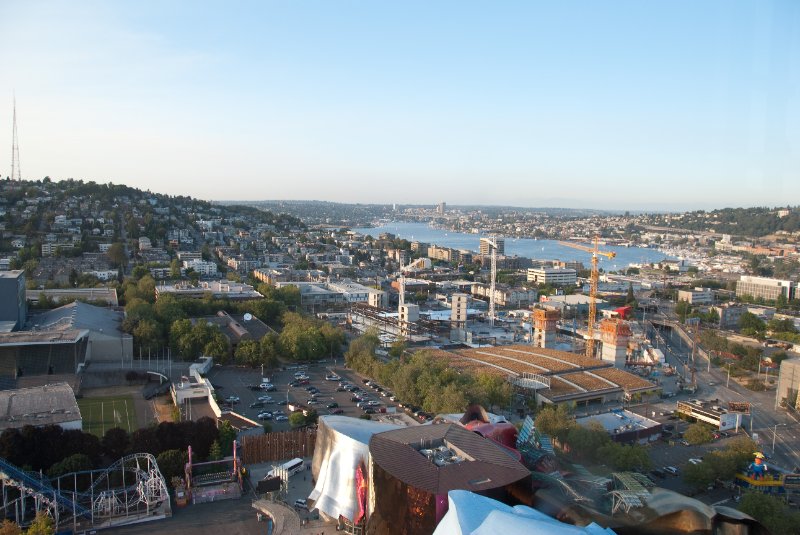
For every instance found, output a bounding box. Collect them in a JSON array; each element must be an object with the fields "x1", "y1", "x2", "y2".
[{"x1": 243, "y1": 313, "x2": 253, "y2": 321}]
